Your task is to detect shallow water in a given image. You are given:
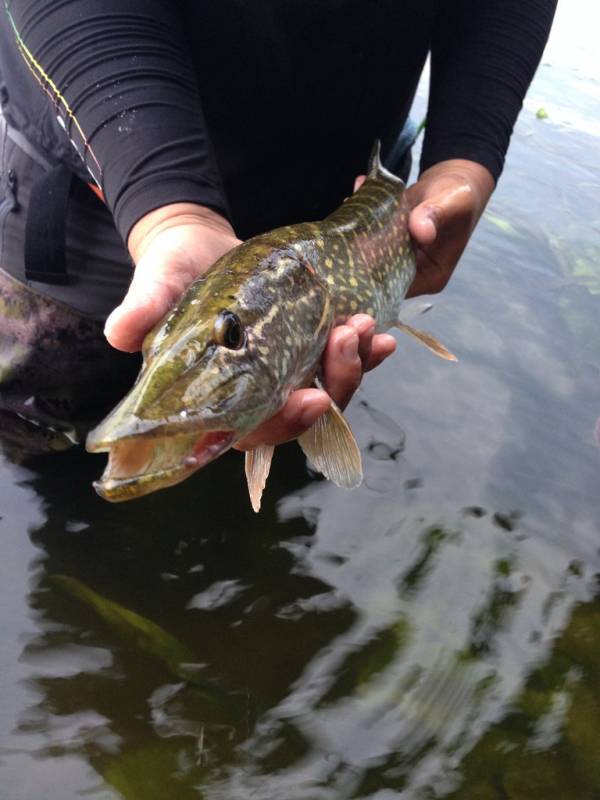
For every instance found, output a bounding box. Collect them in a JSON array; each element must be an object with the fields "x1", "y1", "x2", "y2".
[{"x1": 1, "y1": 5, "x2": 600, "y2": 799}]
